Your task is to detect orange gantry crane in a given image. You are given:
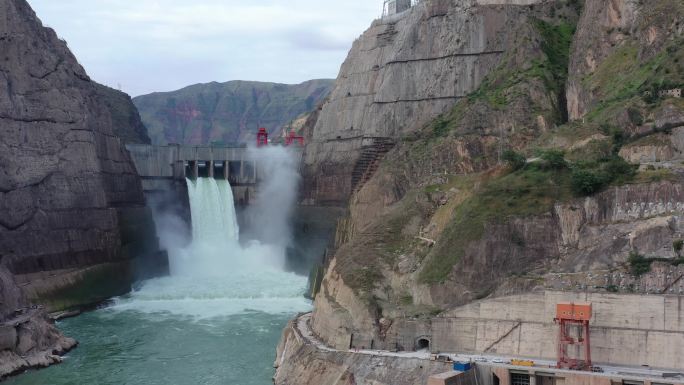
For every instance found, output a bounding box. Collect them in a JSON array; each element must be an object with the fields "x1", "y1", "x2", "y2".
[{"x1": 555, "y1": 302, "x2": 592, "y2": 371}]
